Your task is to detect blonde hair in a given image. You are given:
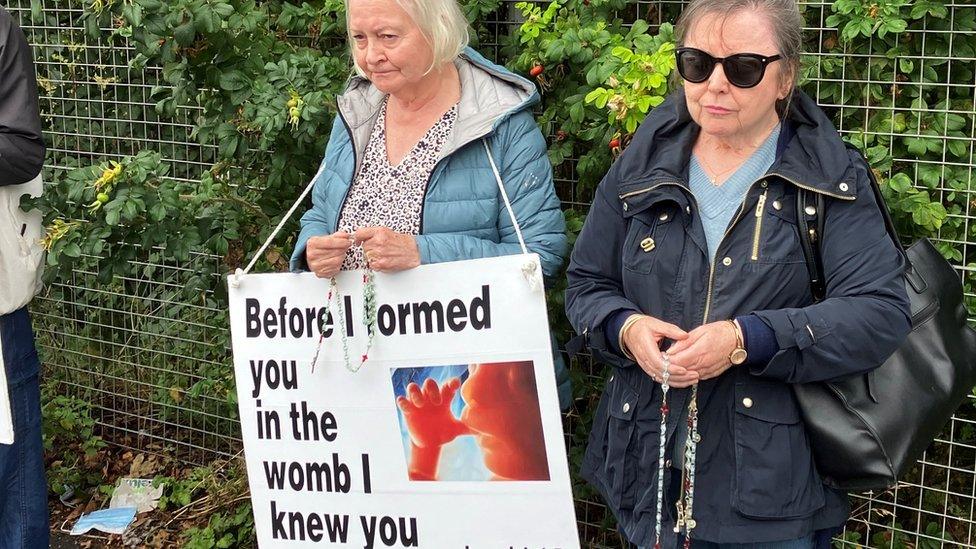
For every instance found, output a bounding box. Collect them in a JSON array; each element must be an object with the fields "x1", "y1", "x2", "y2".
[{"x1": 346, "y1": 0, "x2": 470, "y2": 77}]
